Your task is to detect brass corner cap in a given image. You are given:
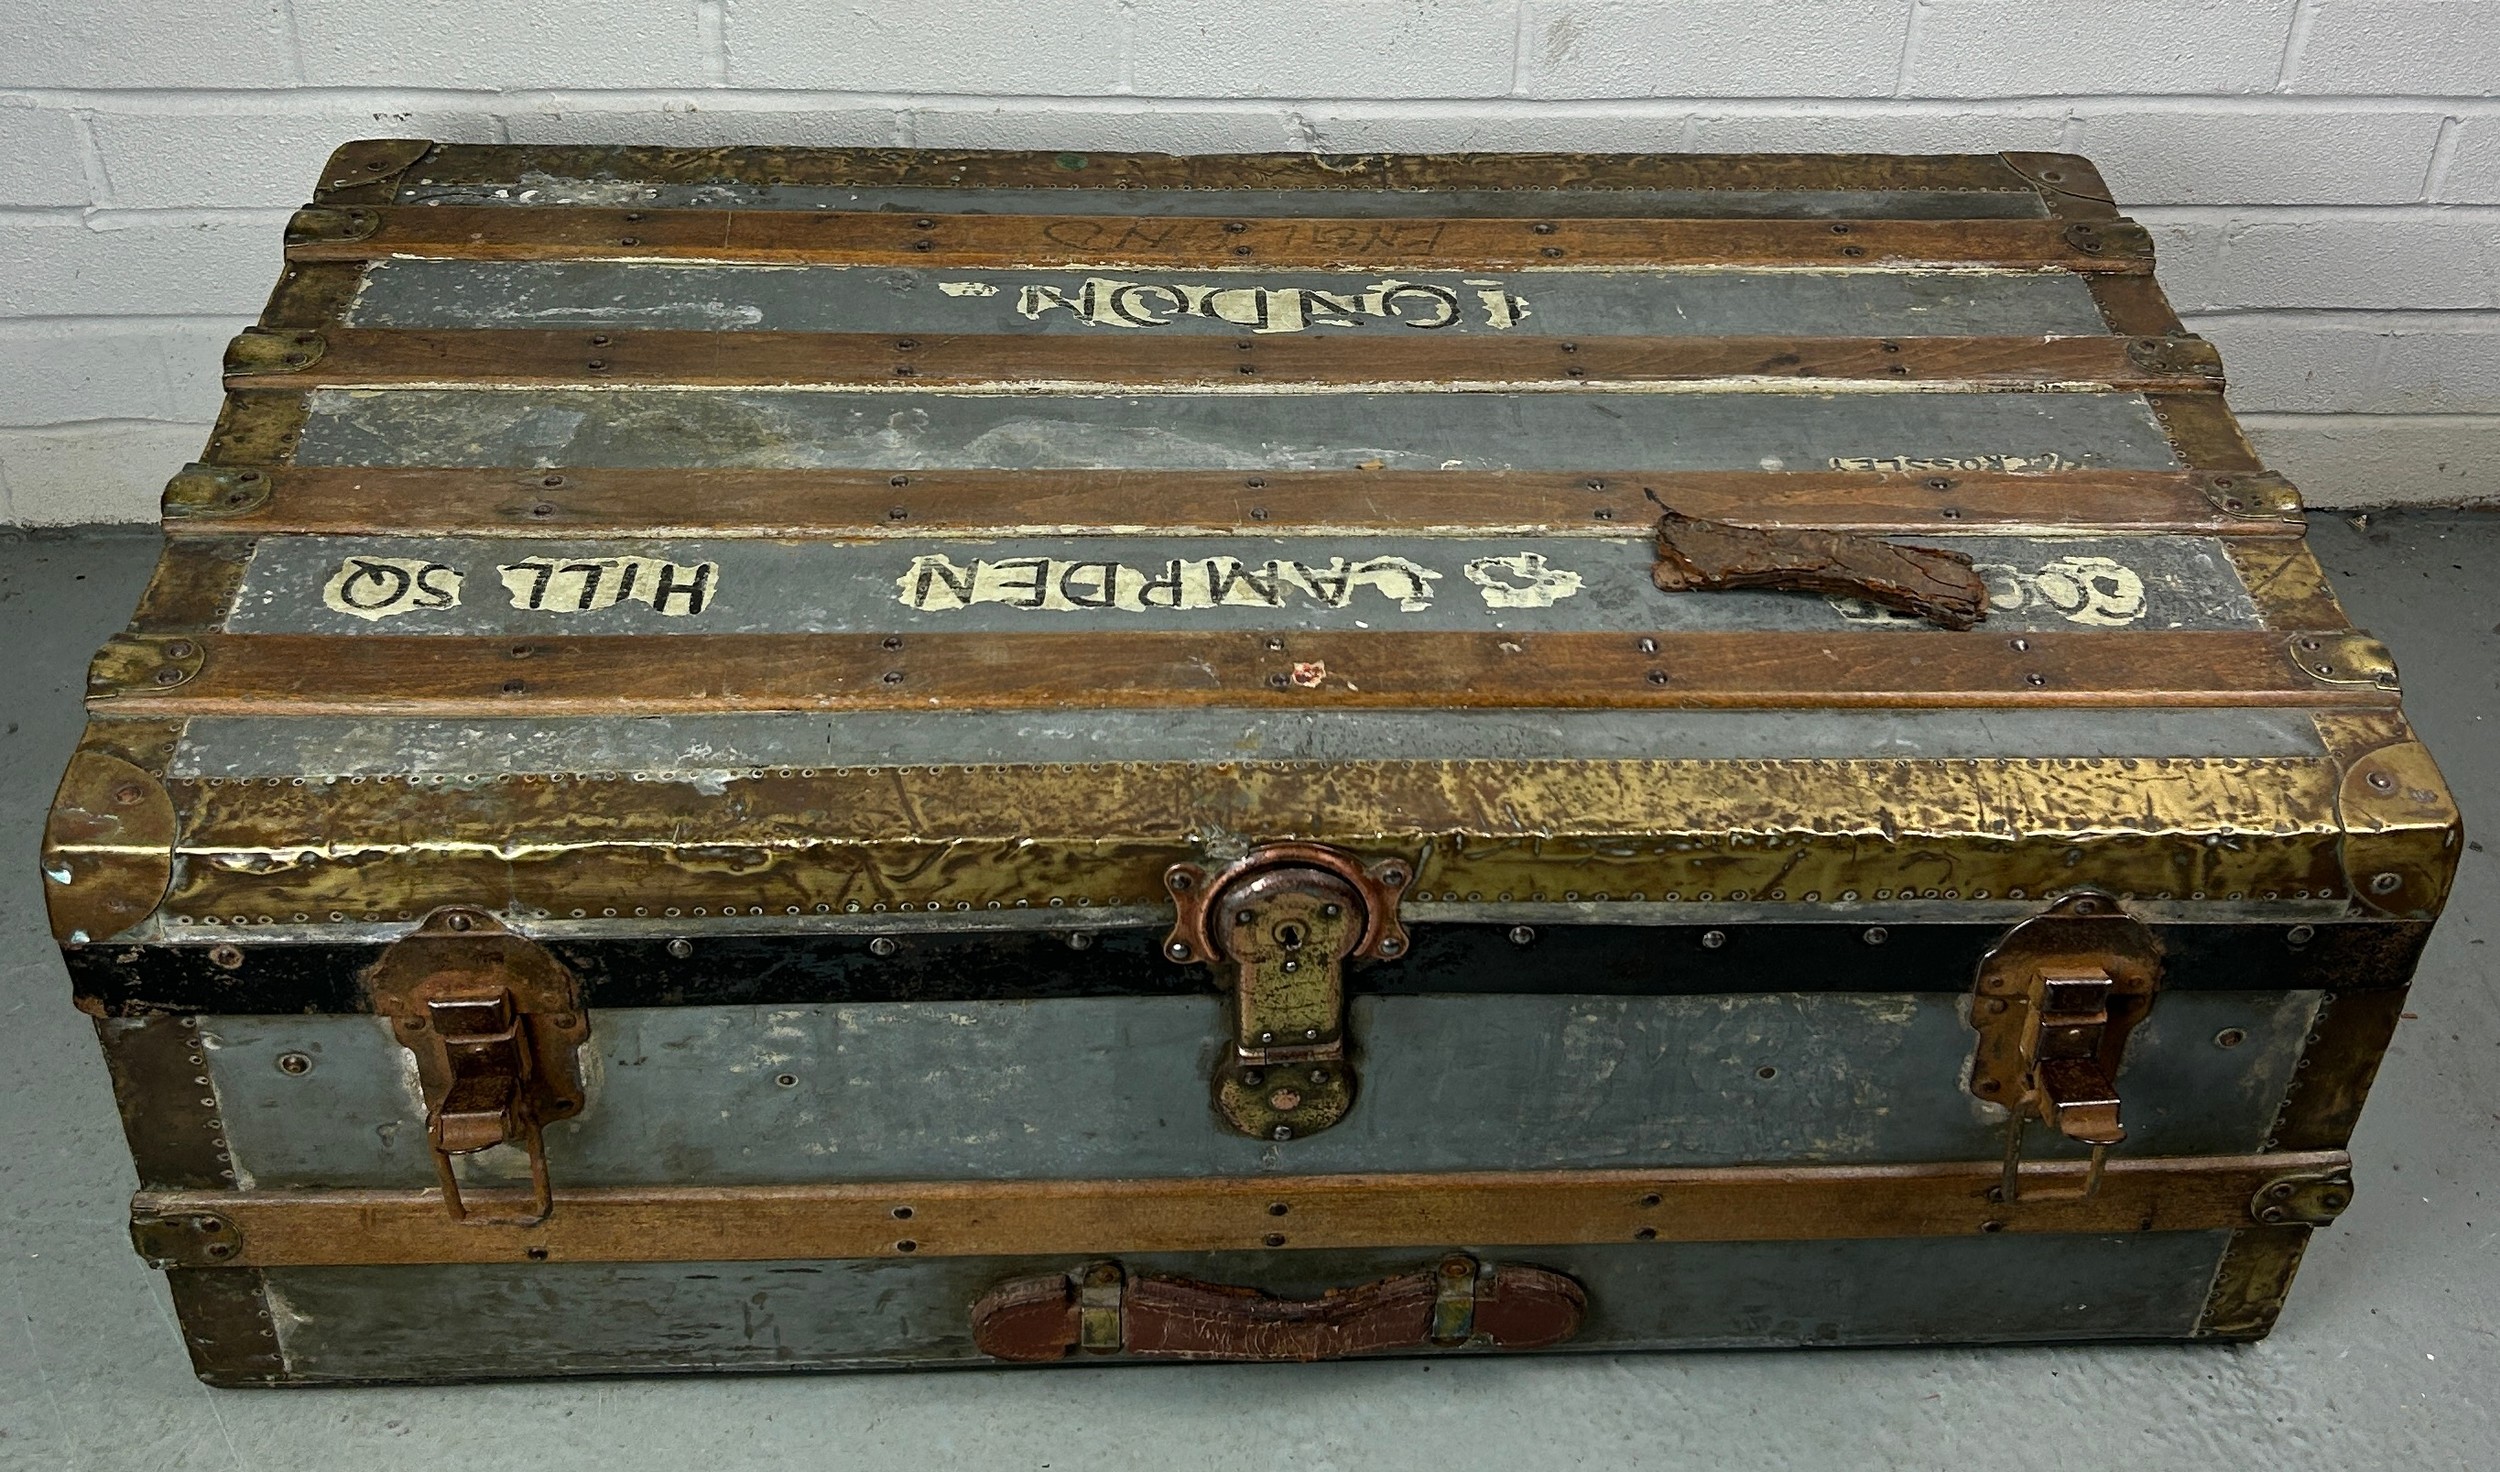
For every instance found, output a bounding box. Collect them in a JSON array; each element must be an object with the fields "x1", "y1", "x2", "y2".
[
  {"x1": 225, "y1": 326, "x2": 328, "y2": 379},
  {"x1": 1999, "y1": 152, "x2": 2116, "y2": 204},
  {"x1": 162, "y1": 464, "x2": 271, "y2": 521},
  {"x1": 2337, "y1": 736, "x2": 2462, "y2": 918},
  {"x1": 44, "y1": 748, "x2": 177, "y2": 946},
  {"x1": 315, "y1": 138, "x2": 434, "y2": 200}
]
